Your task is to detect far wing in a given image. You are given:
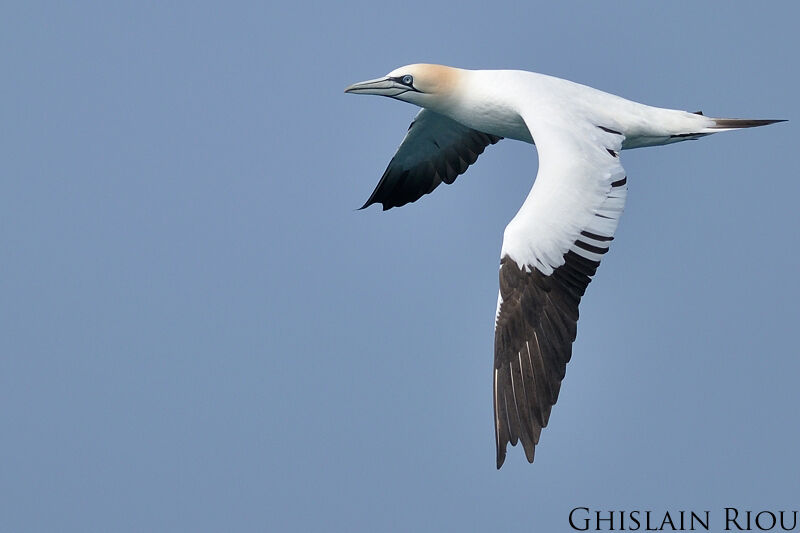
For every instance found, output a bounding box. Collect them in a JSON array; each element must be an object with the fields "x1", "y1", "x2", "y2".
[
  {"x1": 494, "y1": 116, "x2": 628, "y2": 468},
  {"x1": 361, "y1": 109, "x2": 502, "y2": 210}
]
